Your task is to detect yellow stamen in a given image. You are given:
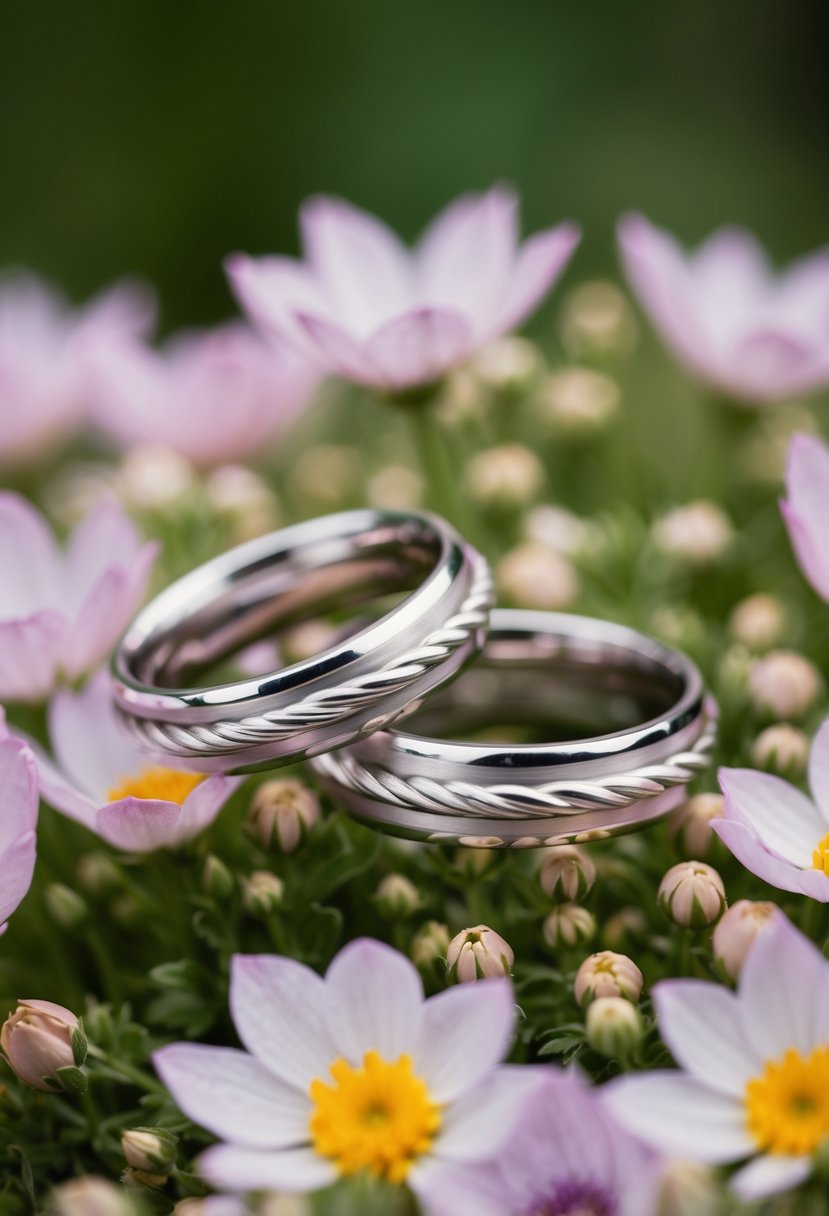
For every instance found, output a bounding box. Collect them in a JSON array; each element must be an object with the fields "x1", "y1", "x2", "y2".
[
  {"x1": 309, "y1": 1050, "x2": 441, "y2": 1183},
  {"x1": 746, "y1": 1046, "x2": 829, "y2": 1155},
  {"x1": 107, "y1": 766, "x2": 206, "y2": 804},
  {"x1": 812, "y1": 832, "x2": 829, "y2": 873}
]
